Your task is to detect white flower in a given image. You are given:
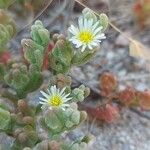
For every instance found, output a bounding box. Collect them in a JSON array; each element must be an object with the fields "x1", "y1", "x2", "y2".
[
  {"x1": 39, "y1": 85, "x2": 72, "y2": 109},
  {"x1": 68, "y1": 17, "x2": 106, "y2": 52}
]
